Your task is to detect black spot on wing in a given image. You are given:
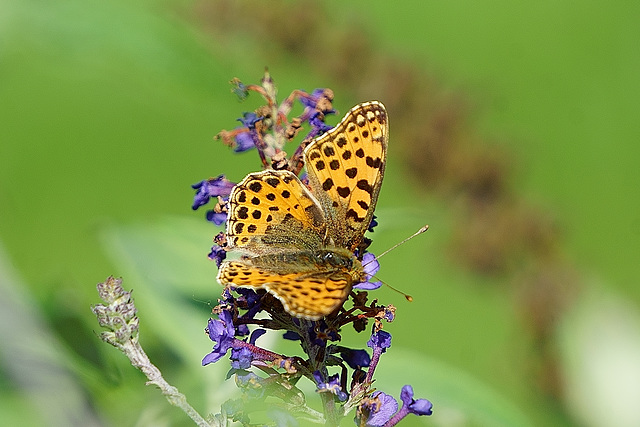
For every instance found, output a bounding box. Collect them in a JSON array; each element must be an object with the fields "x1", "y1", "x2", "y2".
[
  {"x1": 237, "y1": 207, "x2": 249, "y2": 219},
  {"x1": 322, "y1": 178, "x2": 334, "y2": 191},
  {"x1": 356, "y1": 179, "x2": 373, "y2": 194},
  {"x1": 323, "y1": 145, "x2": 336, "y2": 157},
  {"x1": 265, "y1": 177, "x2": 280, "y2": 188},
  {"x1": 346, "y1": 209, "x2": 365, "y2": 222},
  {"x1": 337, "y1": 187, "x2": 350, "y2": 198},
  {"x1": 249, "y1": 182, "x2": 262, "y2": 192}
]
